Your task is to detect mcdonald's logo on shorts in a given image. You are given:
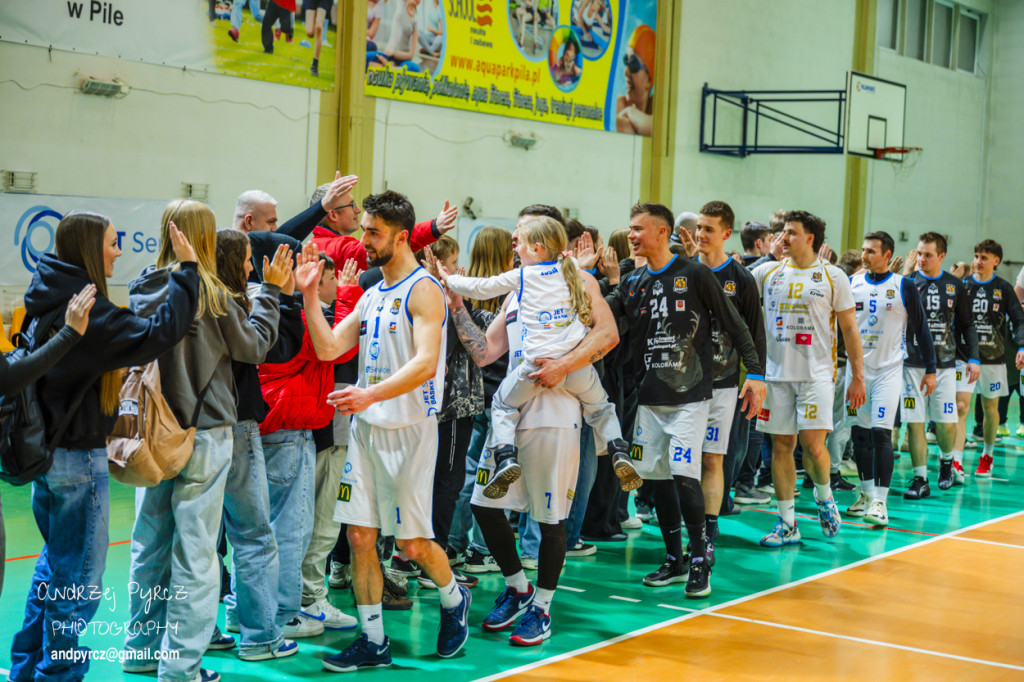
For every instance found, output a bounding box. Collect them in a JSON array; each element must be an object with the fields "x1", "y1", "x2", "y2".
[
  {"x1": 629, "y1": 444, "x2": 643, "y2": 461},
  {"x1": 337, "y1": 483, "x2": 352, "y2": 503},
  {"x1": 476, "y1": 469, "x2": 490, "y2": 486}
]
